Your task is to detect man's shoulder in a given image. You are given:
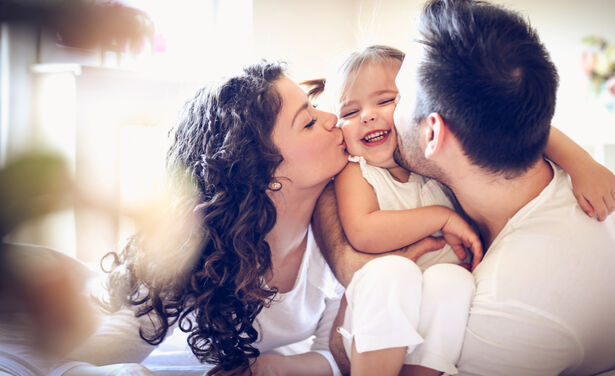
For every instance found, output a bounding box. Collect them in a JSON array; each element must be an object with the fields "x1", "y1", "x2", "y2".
[
  {"x1": 504, "y1": 162, "x2": 612, "y2": 240},
  {"x1": 476, "y1": 162, "x2": 615, "y2": 292}
]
